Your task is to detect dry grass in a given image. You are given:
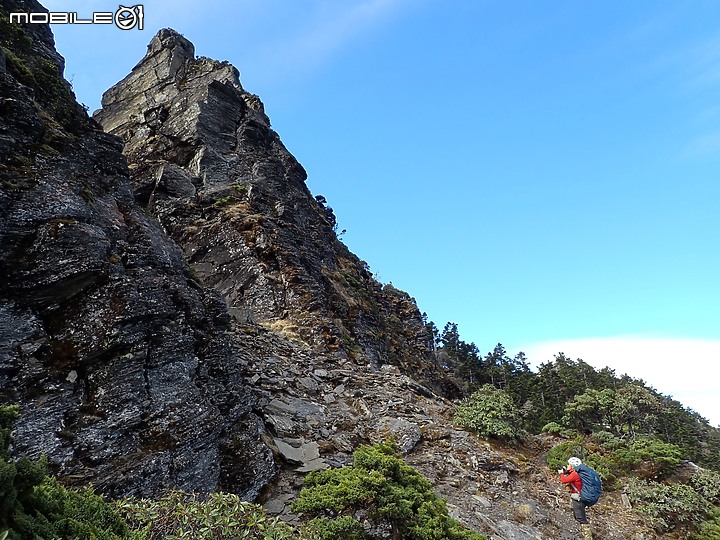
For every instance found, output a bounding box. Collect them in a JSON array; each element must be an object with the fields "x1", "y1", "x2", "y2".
[{"x1": 261, "y1": 318, "x2": 308, "y2": 347}]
